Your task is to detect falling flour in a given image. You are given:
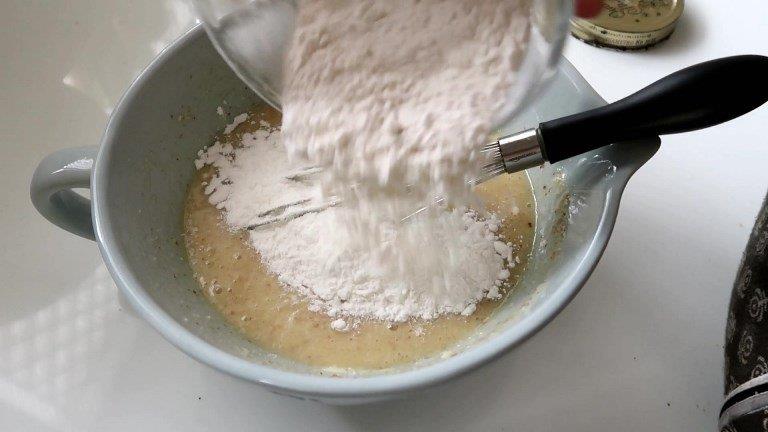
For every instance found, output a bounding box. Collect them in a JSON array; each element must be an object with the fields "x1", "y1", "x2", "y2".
[
  {"x1": 282, "y1": 0, "x2": 532, "y2": 215},
  {"x1": 195, "y1": 0, "x2": 533, "y2": 330}
]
